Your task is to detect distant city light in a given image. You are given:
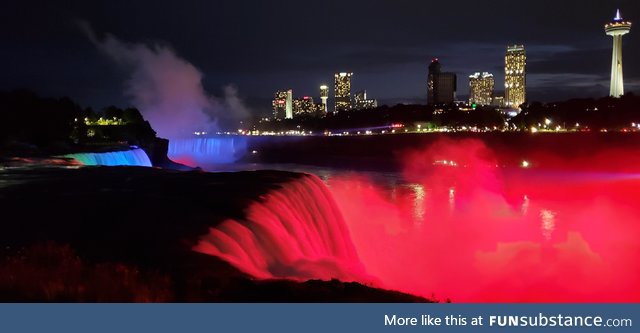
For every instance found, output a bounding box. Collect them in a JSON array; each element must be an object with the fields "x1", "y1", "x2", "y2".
[
  {"x1": 521, "y1": 160, "x2": 530, "y2": 168},
  {"x1": 505, "y1": 45, "x2": 526, "y2": 109},
  {"x1": 468, "y1": 72, "x2": 494, "y2": 106},
  {"x1": 335, "y1": 72, "x2": 353, "y2": 113},
  {"x1": 434, "y1": 160, "x2": 458, "y2": 167}
]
